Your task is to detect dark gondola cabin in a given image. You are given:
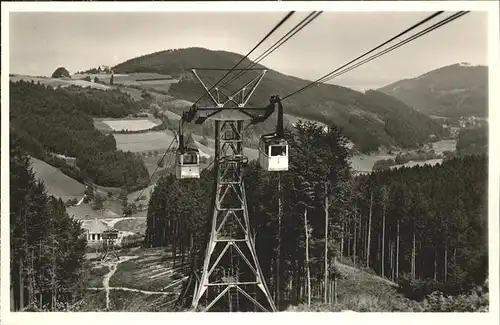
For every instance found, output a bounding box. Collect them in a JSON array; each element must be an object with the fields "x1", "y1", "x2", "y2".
[
  {"x1": 258, "y1": 135, "x2": 288, "y2": 172},
  {"x1": 176, "y1": 148, "x2": 200, "y2": 179}
]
